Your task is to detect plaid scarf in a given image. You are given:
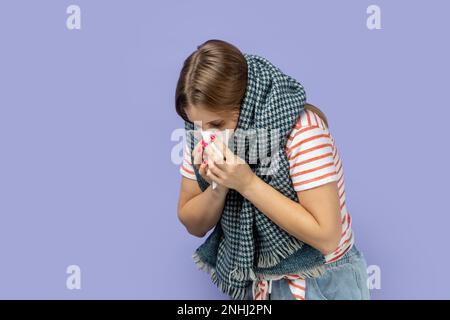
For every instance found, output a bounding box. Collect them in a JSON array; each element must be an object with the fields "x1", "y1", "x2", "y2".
[{"x1": 184, "y1": 53, "x2": 325, "y2": 300}]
